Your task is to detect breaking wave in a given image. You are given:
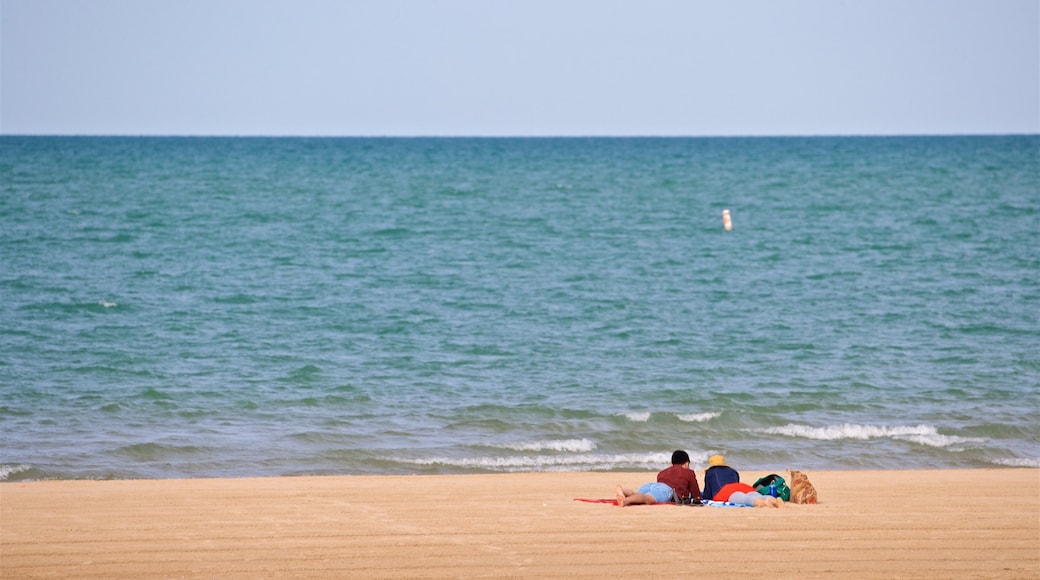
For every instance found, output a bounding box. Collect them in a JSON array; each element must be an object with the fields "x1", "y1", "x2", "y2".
[
  {"x1": 402, "y1": 451, "x2": 671, "y2": 472},
  {"x1": 486, "y1": 438, "x2": 597, "y2": 453},
  {"x1": 0, "y1": 464, "x2": 35, "y2": 481},
  {"x1": 760, "y1": 423, "x2": 985, "y2": 448},
  {"x1": 677, "y1": 412, "x2": 720, "y2": 423}
]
